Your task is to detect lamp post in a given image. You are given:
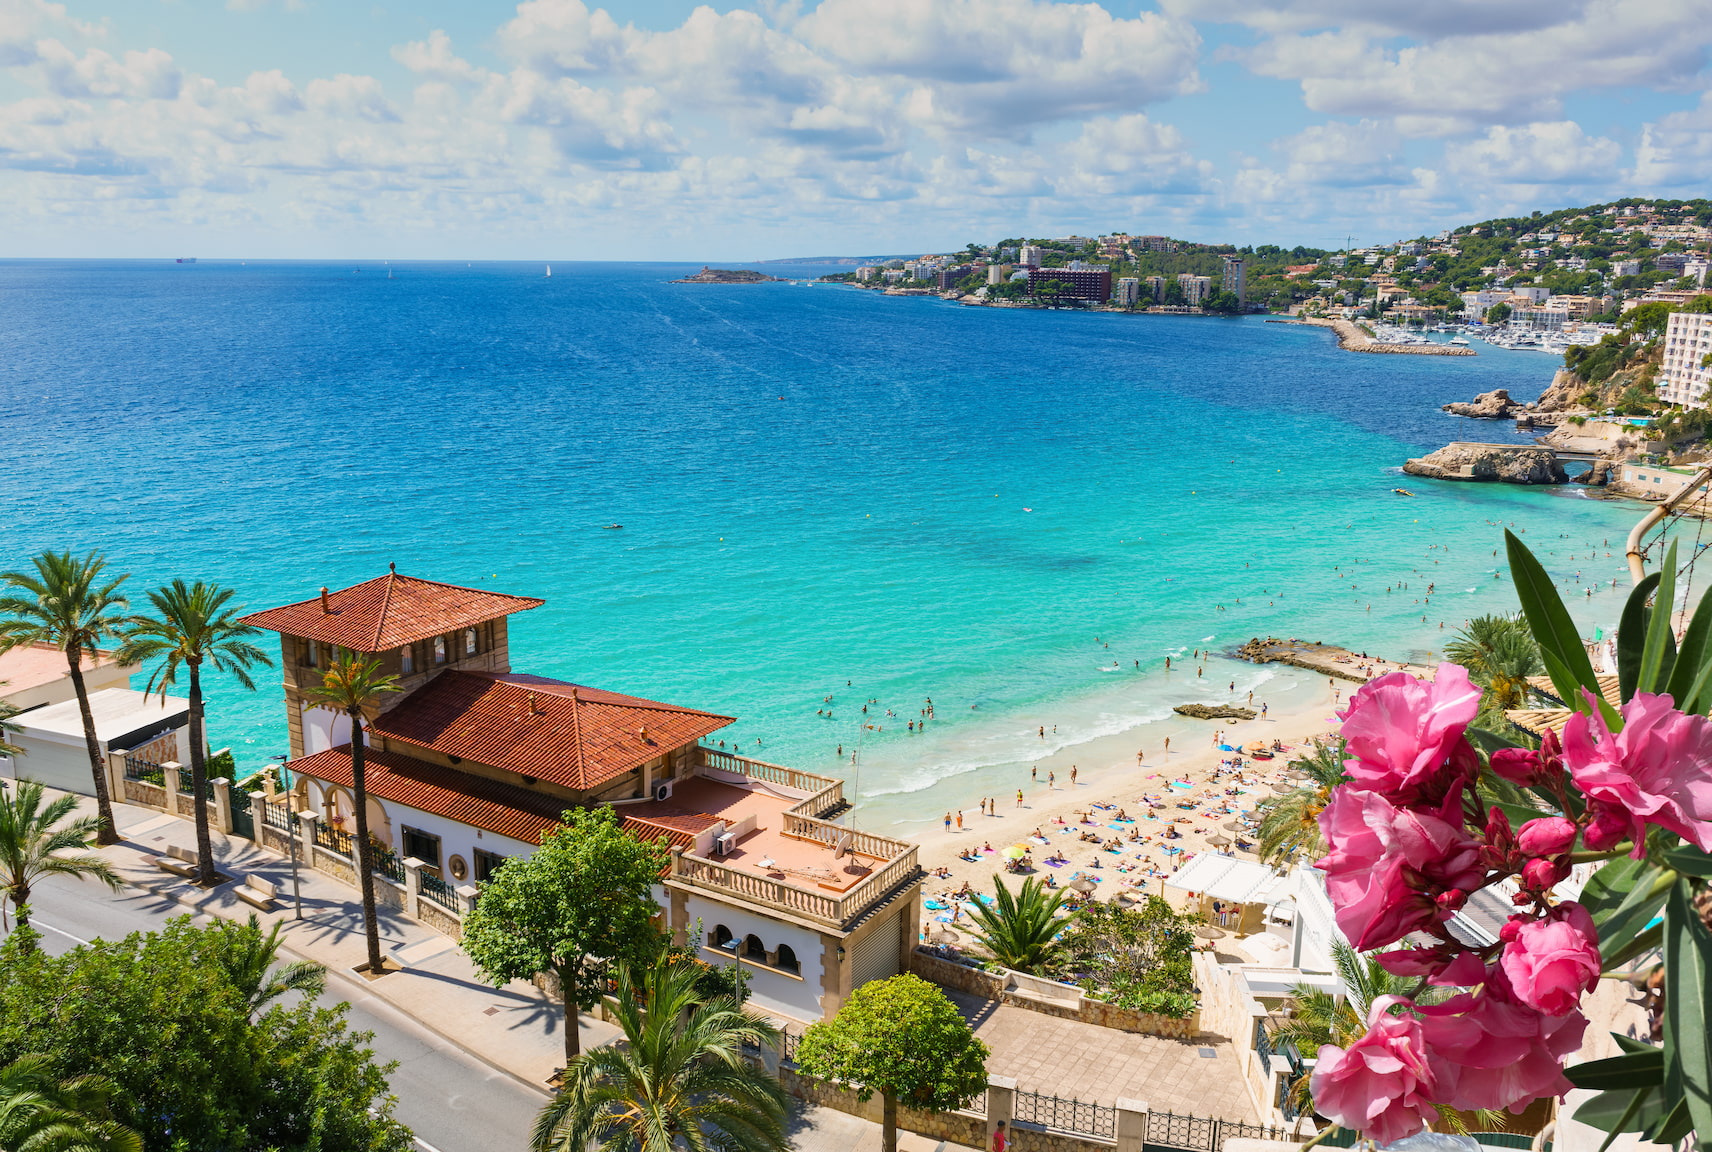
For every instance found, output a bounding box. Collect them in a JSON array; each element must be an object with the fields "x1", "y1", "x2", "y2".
[{"x1": 270, "y1": 754, "x2": 303, "y2": 921}]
